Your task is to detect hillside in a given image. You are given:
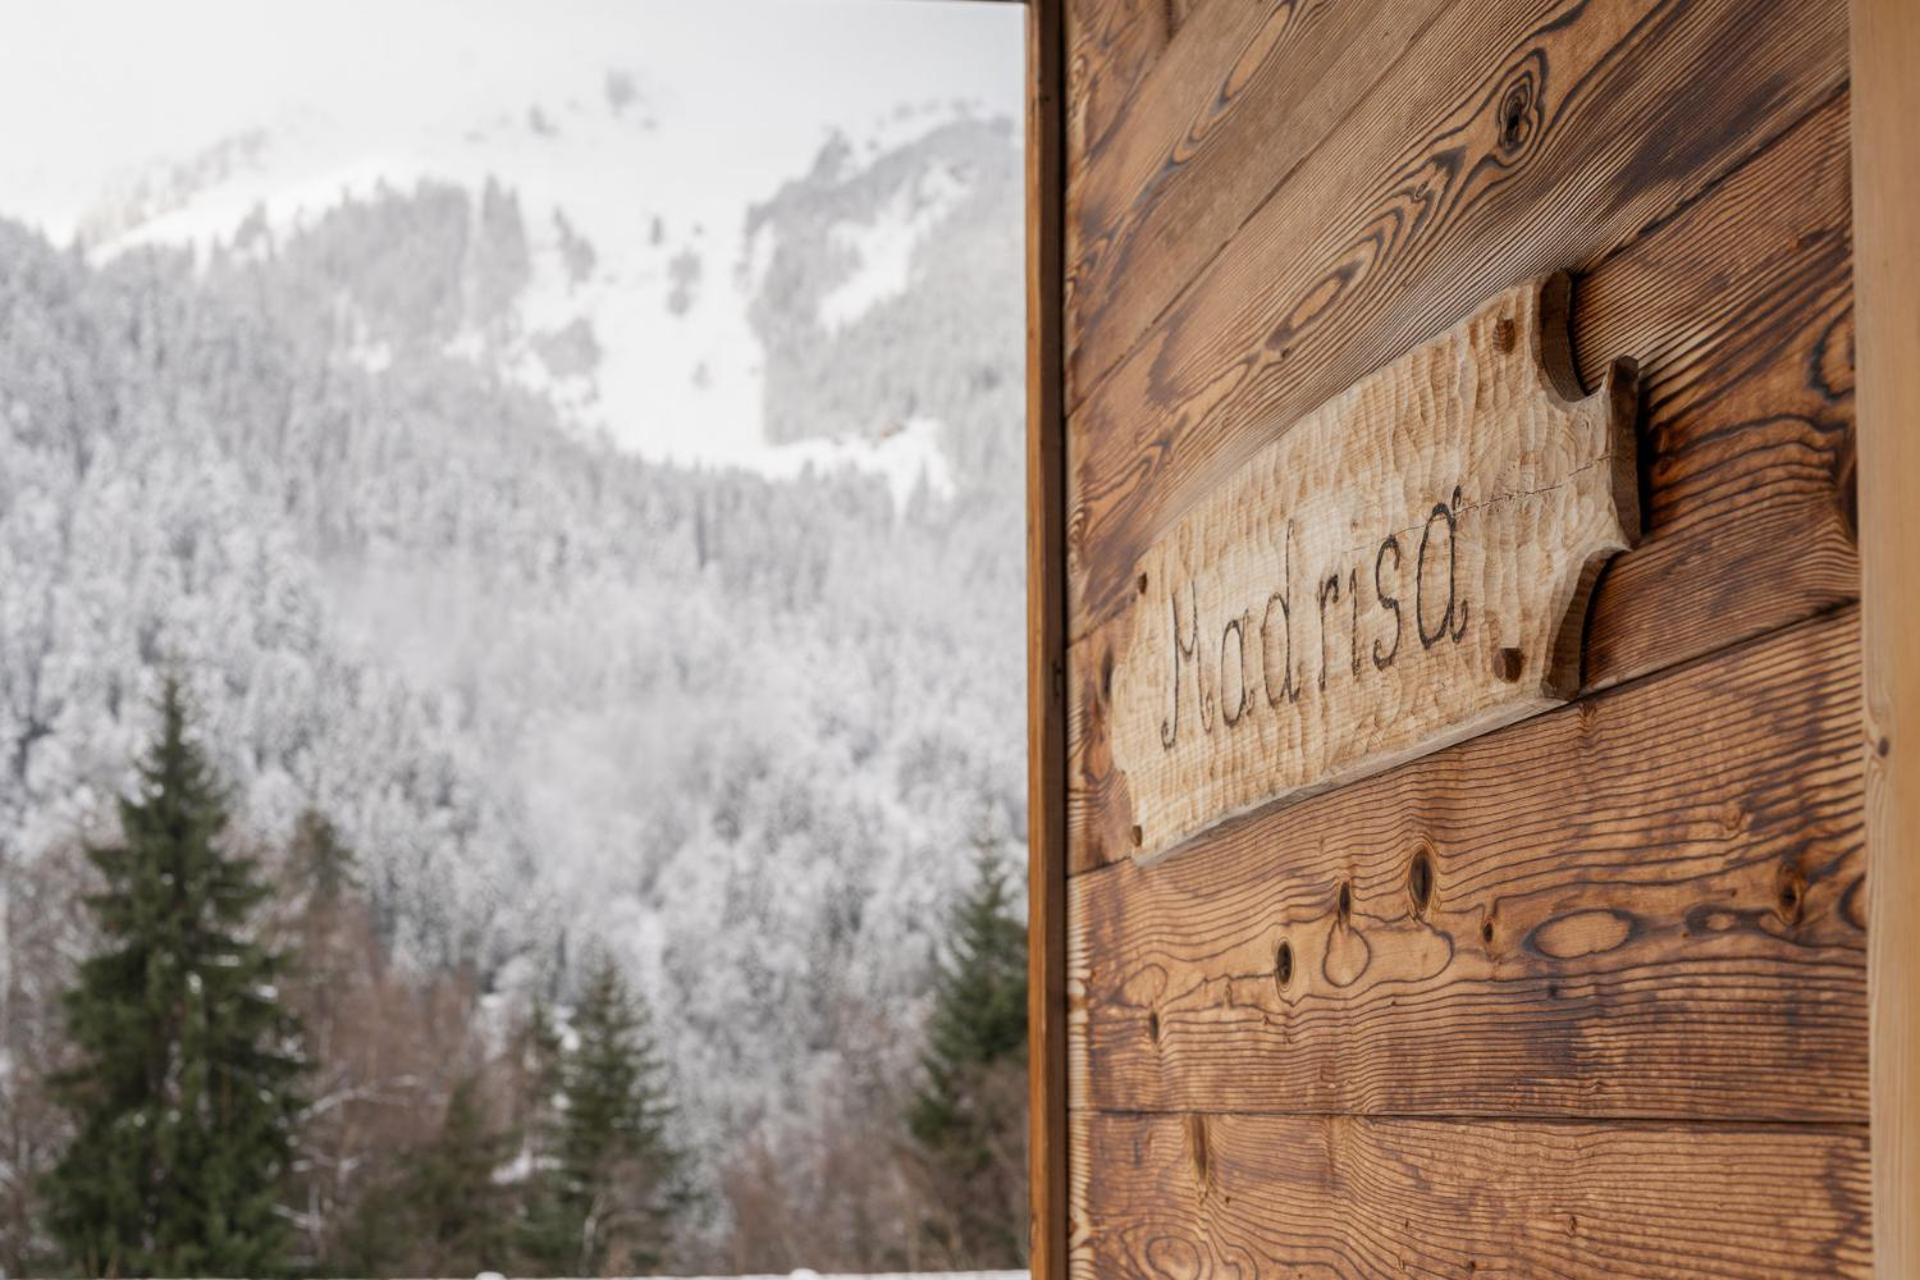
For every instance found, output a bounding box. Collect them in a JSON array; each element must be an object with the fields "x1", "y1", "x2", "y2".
[{"x1": 0, "y1": 105, "x2": 1026, "y2": 1190}]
